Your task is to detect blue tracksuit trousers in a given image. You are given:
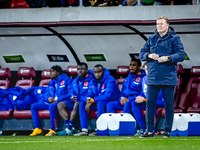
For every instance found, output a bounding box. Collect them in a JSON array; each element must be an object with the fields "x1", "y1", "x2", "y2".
[
  {"x1": 106, "y1": 101, "x2": 132, "y2": 114},
  {"x1": 146, "y1": 85, "x2": 175, "y2": 132},
  {"x1": 64, "y1": 101, "x2": 74, "y2": 110},
  {"x1": 31, "y1": 102, "x2": 58, "y2": 131},
  {"x1": 79, "y1": 101, "x2": 109, "y2": 129}
]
